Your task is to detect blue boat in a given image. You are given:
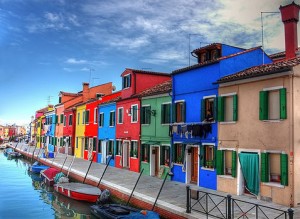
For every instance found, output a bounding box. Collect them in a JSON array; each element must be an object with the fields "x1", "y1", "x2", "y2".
[
  {"x1": 90, "y1": 204, "x2": 160, "y2": 219},
  {"x1": 30, "y1": 161, "x2": 49, "y2": 173}
]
